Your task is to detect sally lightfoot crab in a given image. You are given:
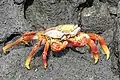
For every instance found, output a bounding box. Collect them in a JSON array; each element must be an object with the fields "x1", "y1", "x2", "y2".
[{"x1": 2, "y1": 24, "x2": 110, "y2": 69}]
